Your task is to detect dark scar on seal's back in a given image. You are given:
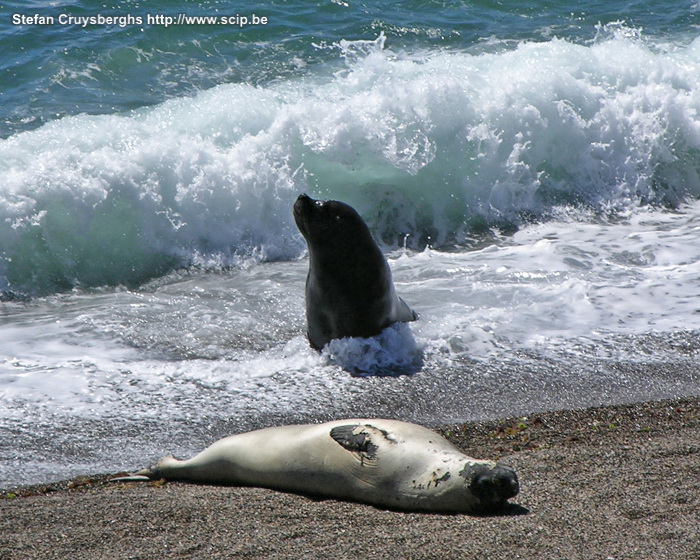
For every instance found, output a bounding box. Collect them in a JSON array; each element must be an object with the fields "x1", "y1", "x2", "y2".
[{"x1": 330, "y1": 425, "x2": 381, "y2": 458}]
